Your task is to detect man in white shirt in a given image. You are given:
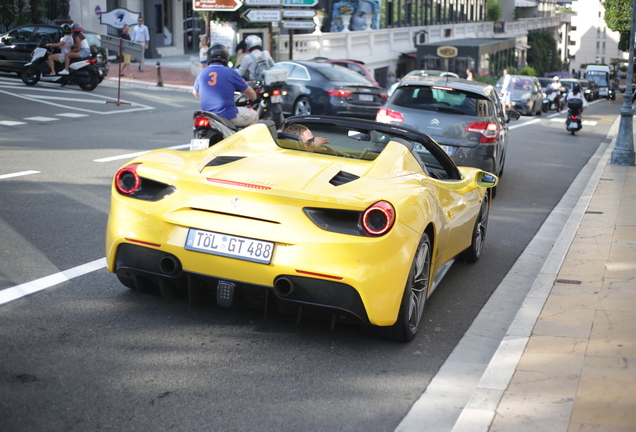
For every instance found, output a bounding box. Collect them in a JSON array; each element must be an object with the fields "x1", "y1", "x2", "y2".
[{"x1": 132, "y1": 16, "x2": 150, "y2": 72}]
